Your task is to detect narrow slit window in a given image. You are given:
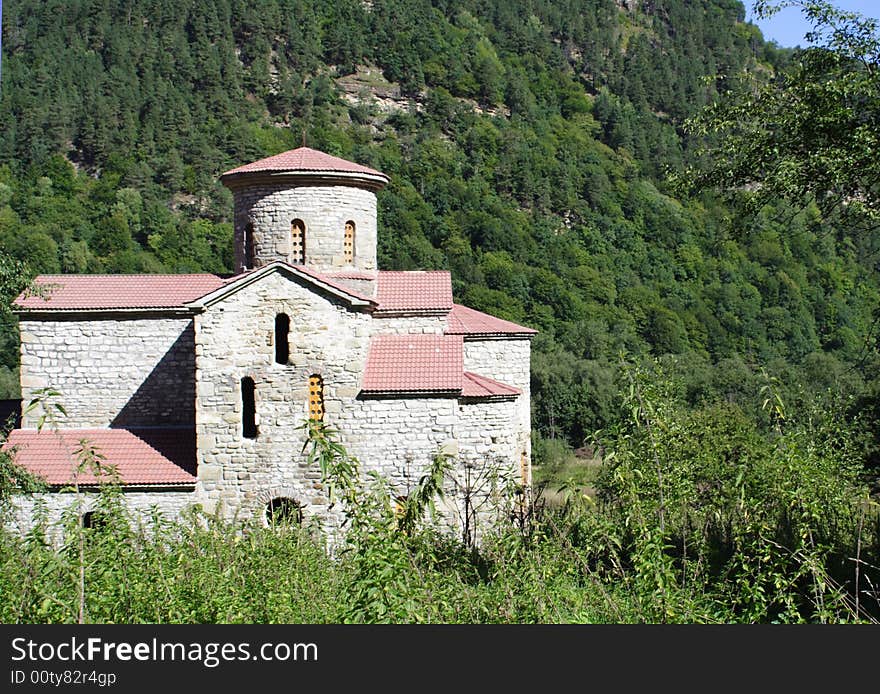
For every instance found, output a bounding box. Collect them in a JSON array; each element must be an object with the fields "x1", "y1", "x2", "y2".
[
  {"x1": 343, "y1": 220, "x2": 355, "y2": 263},
  {"x1": 244, "y1": 222, "x2": 255, "y2": 269},
  {"x1": 242, "y1": 376, "x2": 258, "y2": 439},
  {"x1": 275, "y1": 313, "x2": 290, "y2": 364},
  {"x1": 308, "y1": 374, "x2": 324, "y2": 421},
  {"x1": 291, "y1": 219, "x2": 305, "y2": 264}
]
